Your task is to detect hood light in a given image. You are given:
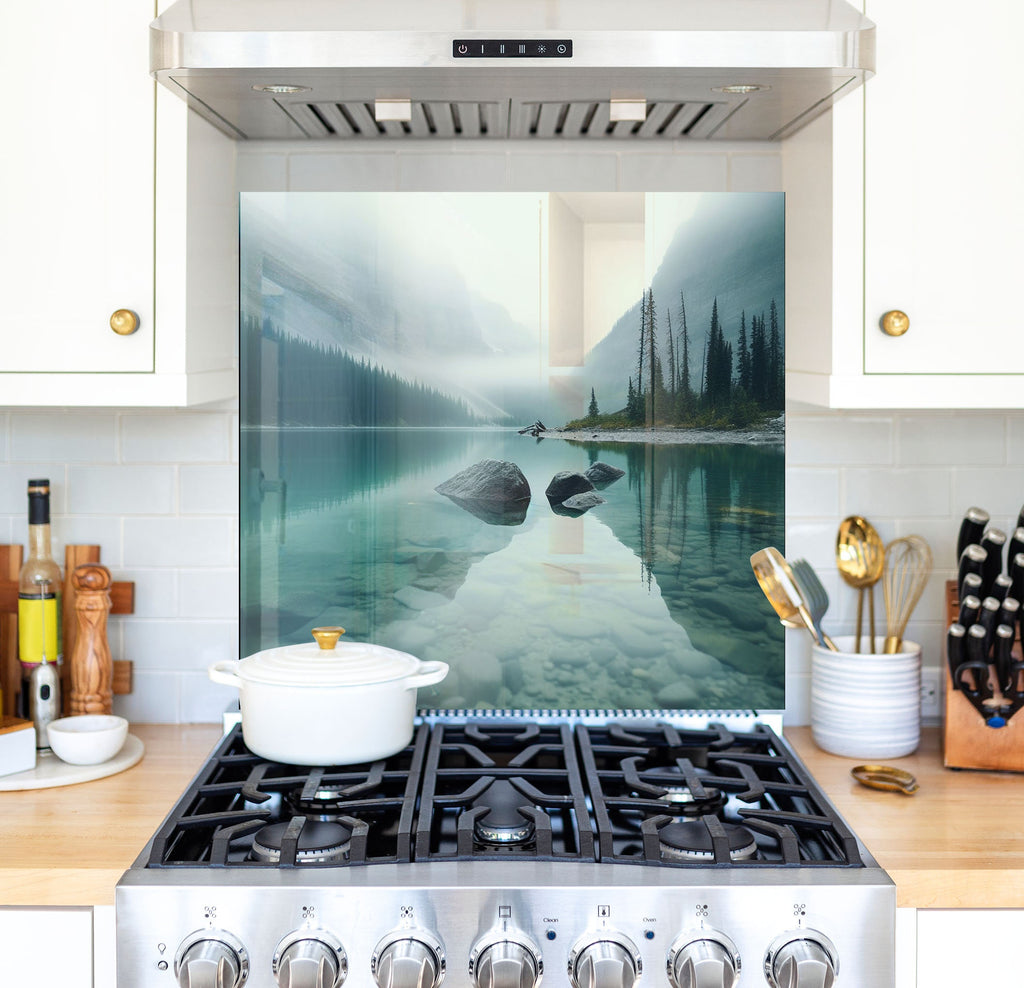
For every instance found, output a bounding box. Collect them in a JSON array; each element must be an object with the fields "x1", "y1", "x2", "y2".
[
  {"x1": 252, "y1": 84, "x2": 311, "y2": 94},
  {"x1": 712, "y1": 84, "x2": 771, "y2": 95}
]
